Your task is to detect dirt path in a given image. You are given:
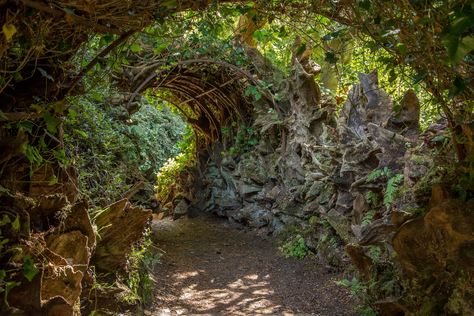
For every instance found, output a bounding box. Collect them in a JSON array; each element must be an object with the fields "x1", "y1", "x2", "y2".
[{"x1": 146, "y1": 214, "x2": 357, "y2": 315}]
